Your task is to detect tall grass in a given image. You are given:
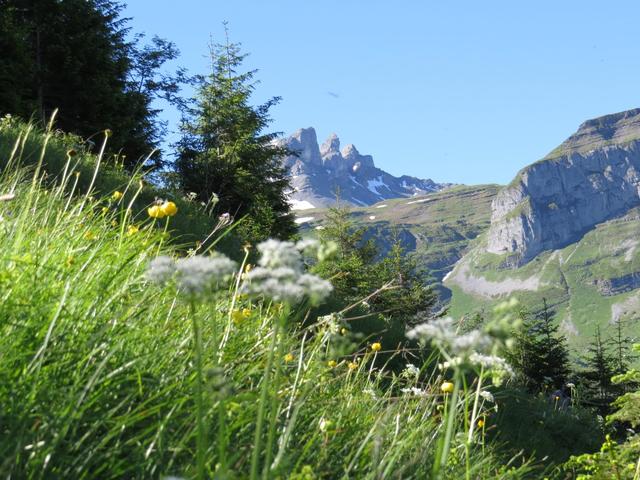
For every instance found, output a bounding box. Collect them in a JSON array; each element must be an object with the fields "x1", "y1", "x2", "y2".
[{"x1": 0, "y1": 117, "x2": 539, "y2": 478}]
